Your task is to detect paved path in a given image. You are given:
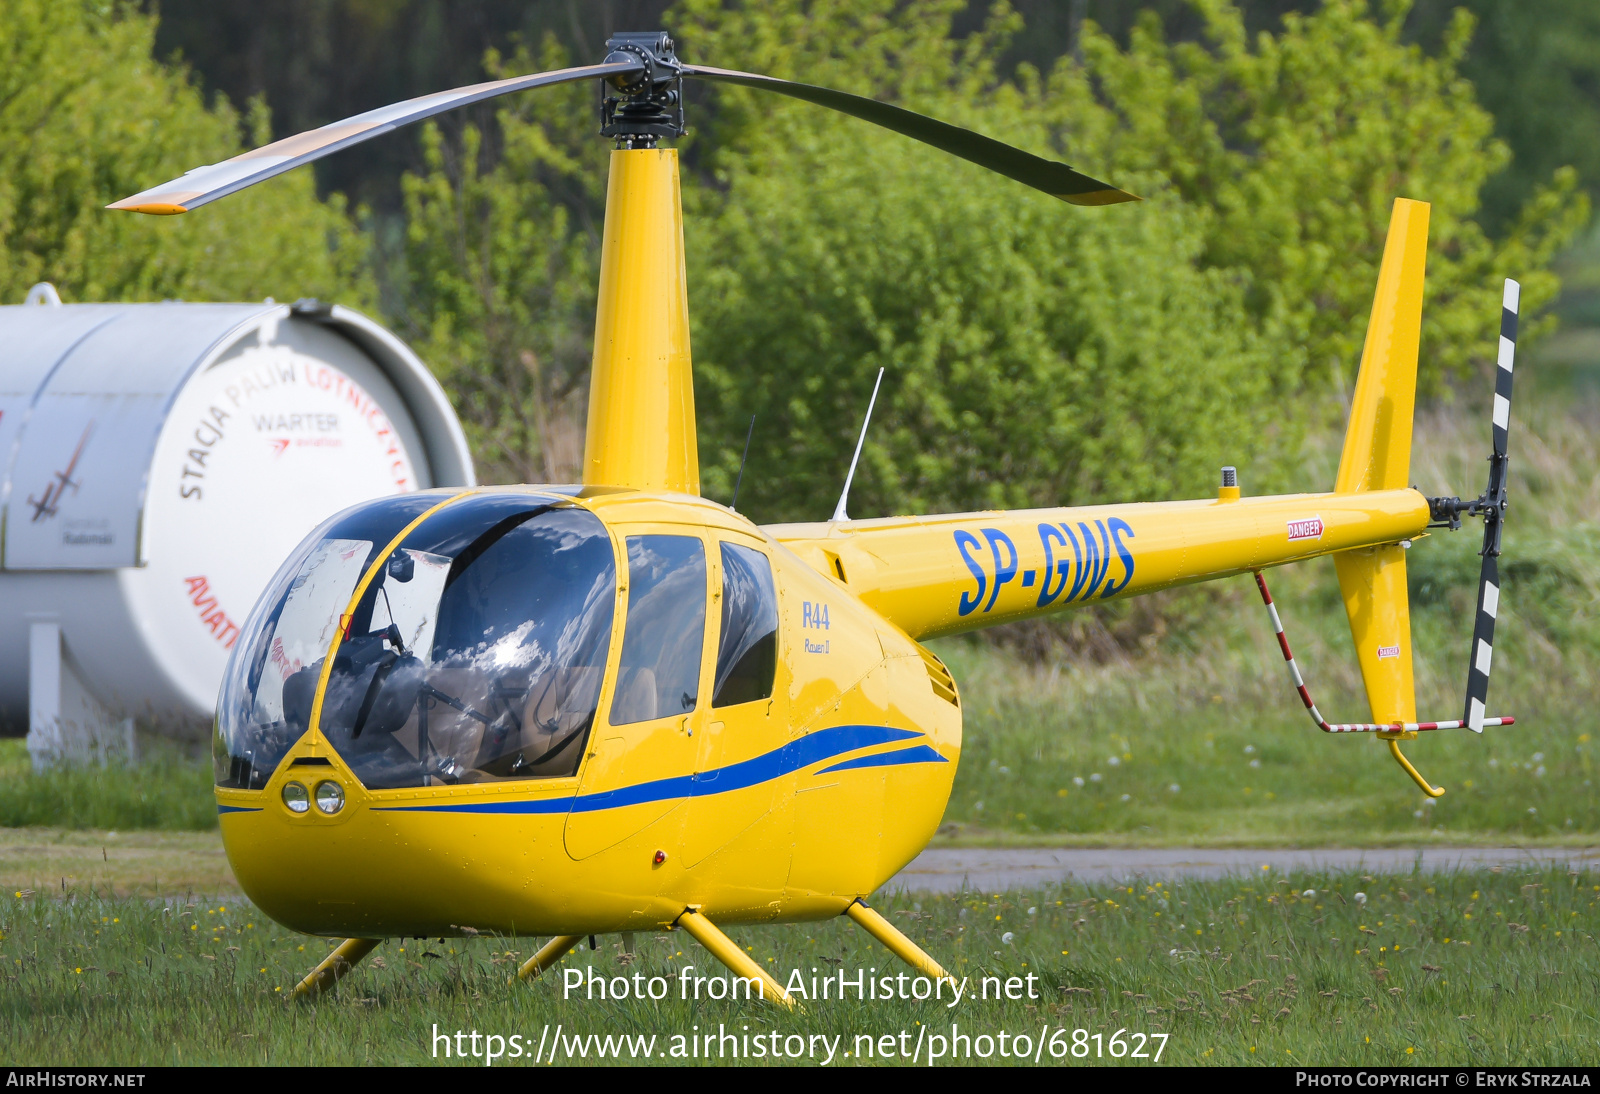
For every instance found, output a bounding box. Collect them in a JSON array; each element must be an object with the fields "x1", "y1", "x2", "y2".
[{"x1": 886, "y1": 846, "x2": 1600, "y2": 893}]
